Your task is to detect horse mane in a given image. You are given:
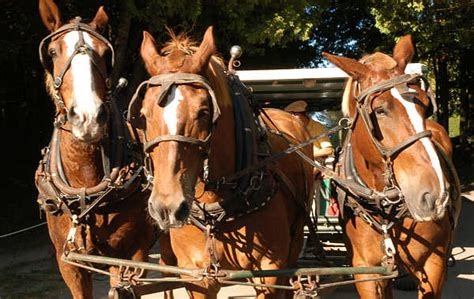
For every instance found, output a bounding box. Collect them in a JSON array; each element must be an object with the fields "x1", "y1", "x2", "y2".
[
  {"x1": 44, "y1": 72, "x2": 61, "y2": 113},
  {"x1": 161, "y1": 30, "x2": 232, "y2": 109}
]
